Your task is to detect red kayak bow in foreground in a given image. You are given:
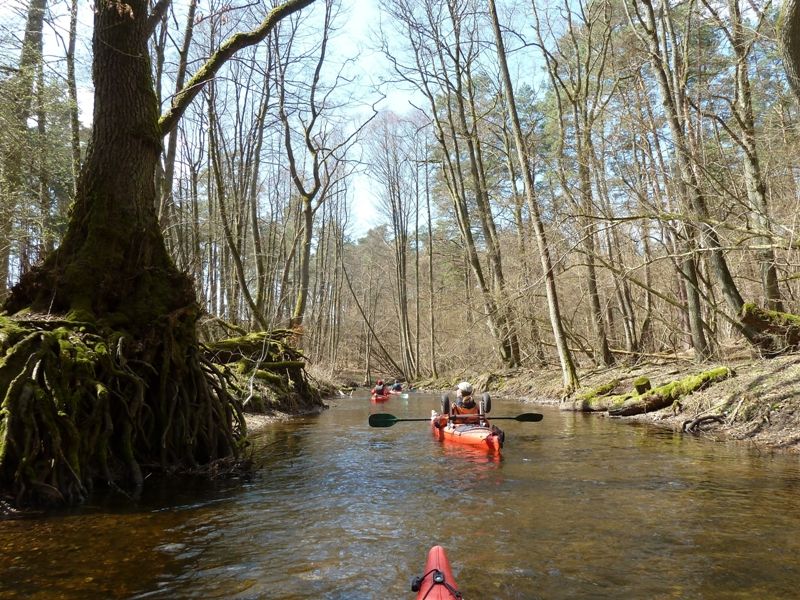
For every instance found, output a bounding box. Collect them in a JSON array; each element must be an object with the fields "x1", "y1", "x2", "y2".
[{"x1": 412, "y1": 545, "x2": 462, "y2": 599}]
